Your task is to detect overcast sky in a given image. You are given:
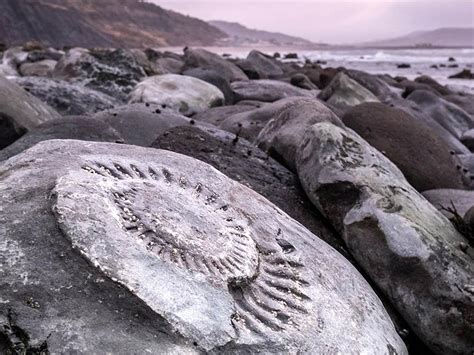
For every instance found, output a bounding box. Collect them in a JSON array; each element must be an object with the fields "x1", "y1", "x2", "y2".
[{"x1": 152, "y1": 0, "x2": 474, "y2": 44}]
